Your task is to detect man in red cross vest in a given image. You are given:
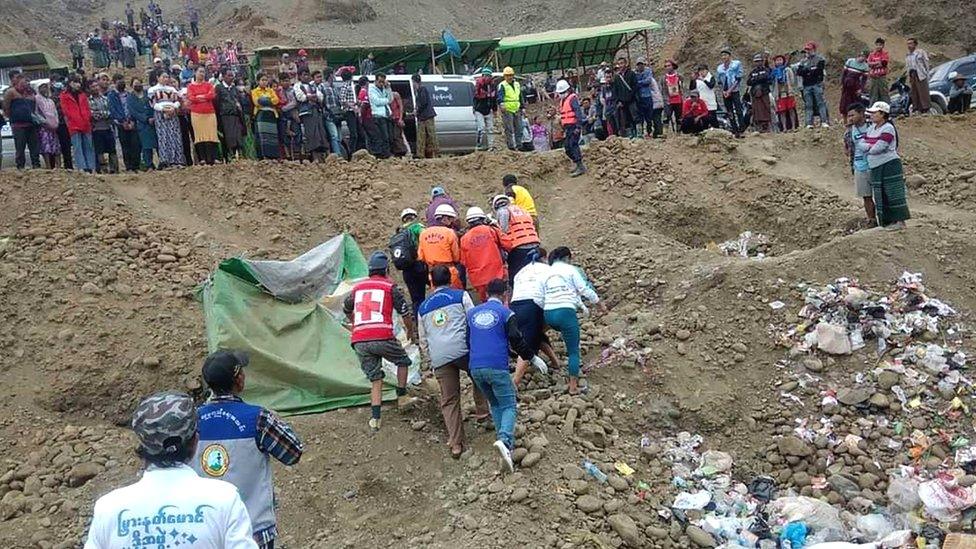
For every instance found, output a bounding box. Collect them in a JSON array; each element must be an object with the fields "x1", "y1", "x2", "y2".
[{"x1": 343, "y1": 251, "x2": 417, "y2": 432}]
